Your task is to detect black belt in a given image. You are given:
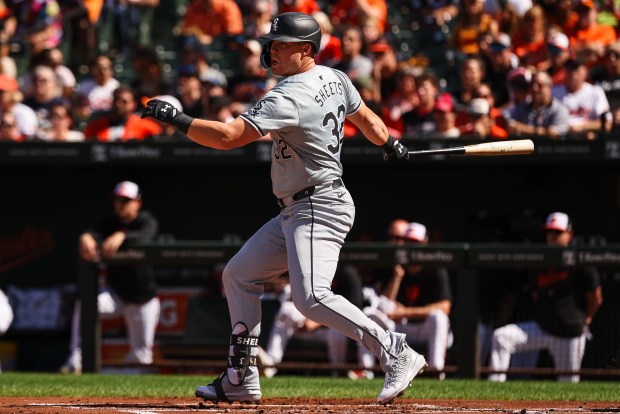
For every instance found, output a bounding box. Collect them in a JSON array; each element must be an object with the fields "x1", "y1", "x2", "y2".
[{"x1": 277, "y1": 179, "x2": 344, "y2": 208}]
